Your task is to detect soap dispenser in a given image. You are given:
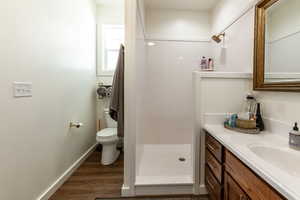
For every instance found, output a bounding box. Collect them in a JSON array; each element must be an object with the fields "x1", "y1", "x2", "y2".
[
  {"x1": 256, "y1": 103, "x2": 265, "y2": 131},
  {"x1": 289, "y1": 122, "x2": 300, "y2": 148}
]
